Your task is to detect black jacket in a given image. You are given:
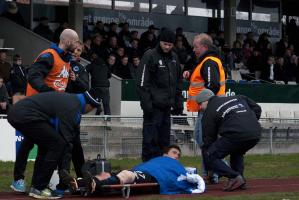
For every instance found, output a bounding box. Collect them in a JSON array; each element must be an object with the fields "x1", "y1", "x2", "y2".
[
  {"x1": 202, "y1": 95, "x2": 262, "y2": 147},
  {"x1": 193, "y1": 50, "x2": 222, "y2": 95},
  {"x1": 10, "y1": 64, "x2": 27, "y2": 94},
  {"x1": 86, "y1": 58, "x2": 111, "y2": 88},
  {"x1": 136, "y1": 45, "x2": 183, "y2": 113},
  {"x1": 7, "y1": 92, "x2": 85, "y2": 143},
  {"x1": 66, "y1": 60, "x2": 89, "y2": 93}
]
